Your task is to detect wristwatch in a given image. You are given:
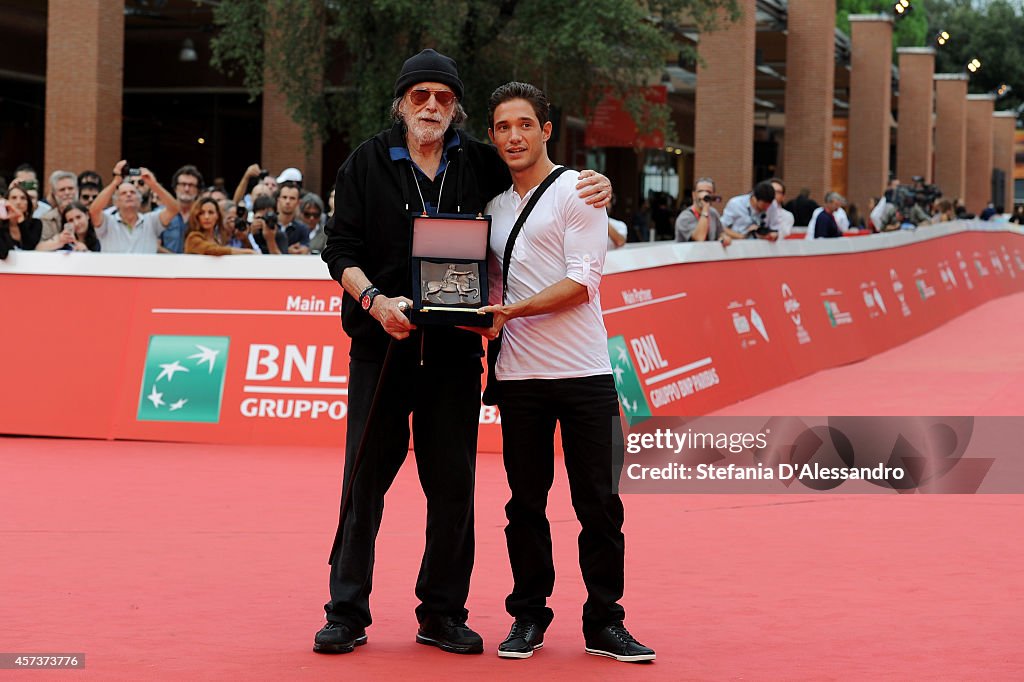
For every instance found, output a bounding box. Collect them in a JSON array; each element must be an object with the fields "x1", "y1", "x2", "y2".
[{"x1": 359, "y1": 286, "x2": 382, "y2": 312}]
